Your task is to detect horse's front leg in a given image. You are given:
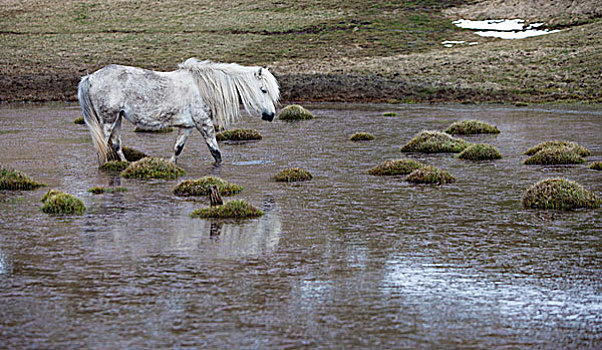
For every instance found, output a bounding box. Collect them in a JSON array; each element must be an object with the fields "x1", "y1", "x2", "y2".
[
  {"x1": 195, "y1": 119, "x2": 222, "y2": 164},
  {"x1": 170, "y1": 127, "x2": 194, "y2": 164}
]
